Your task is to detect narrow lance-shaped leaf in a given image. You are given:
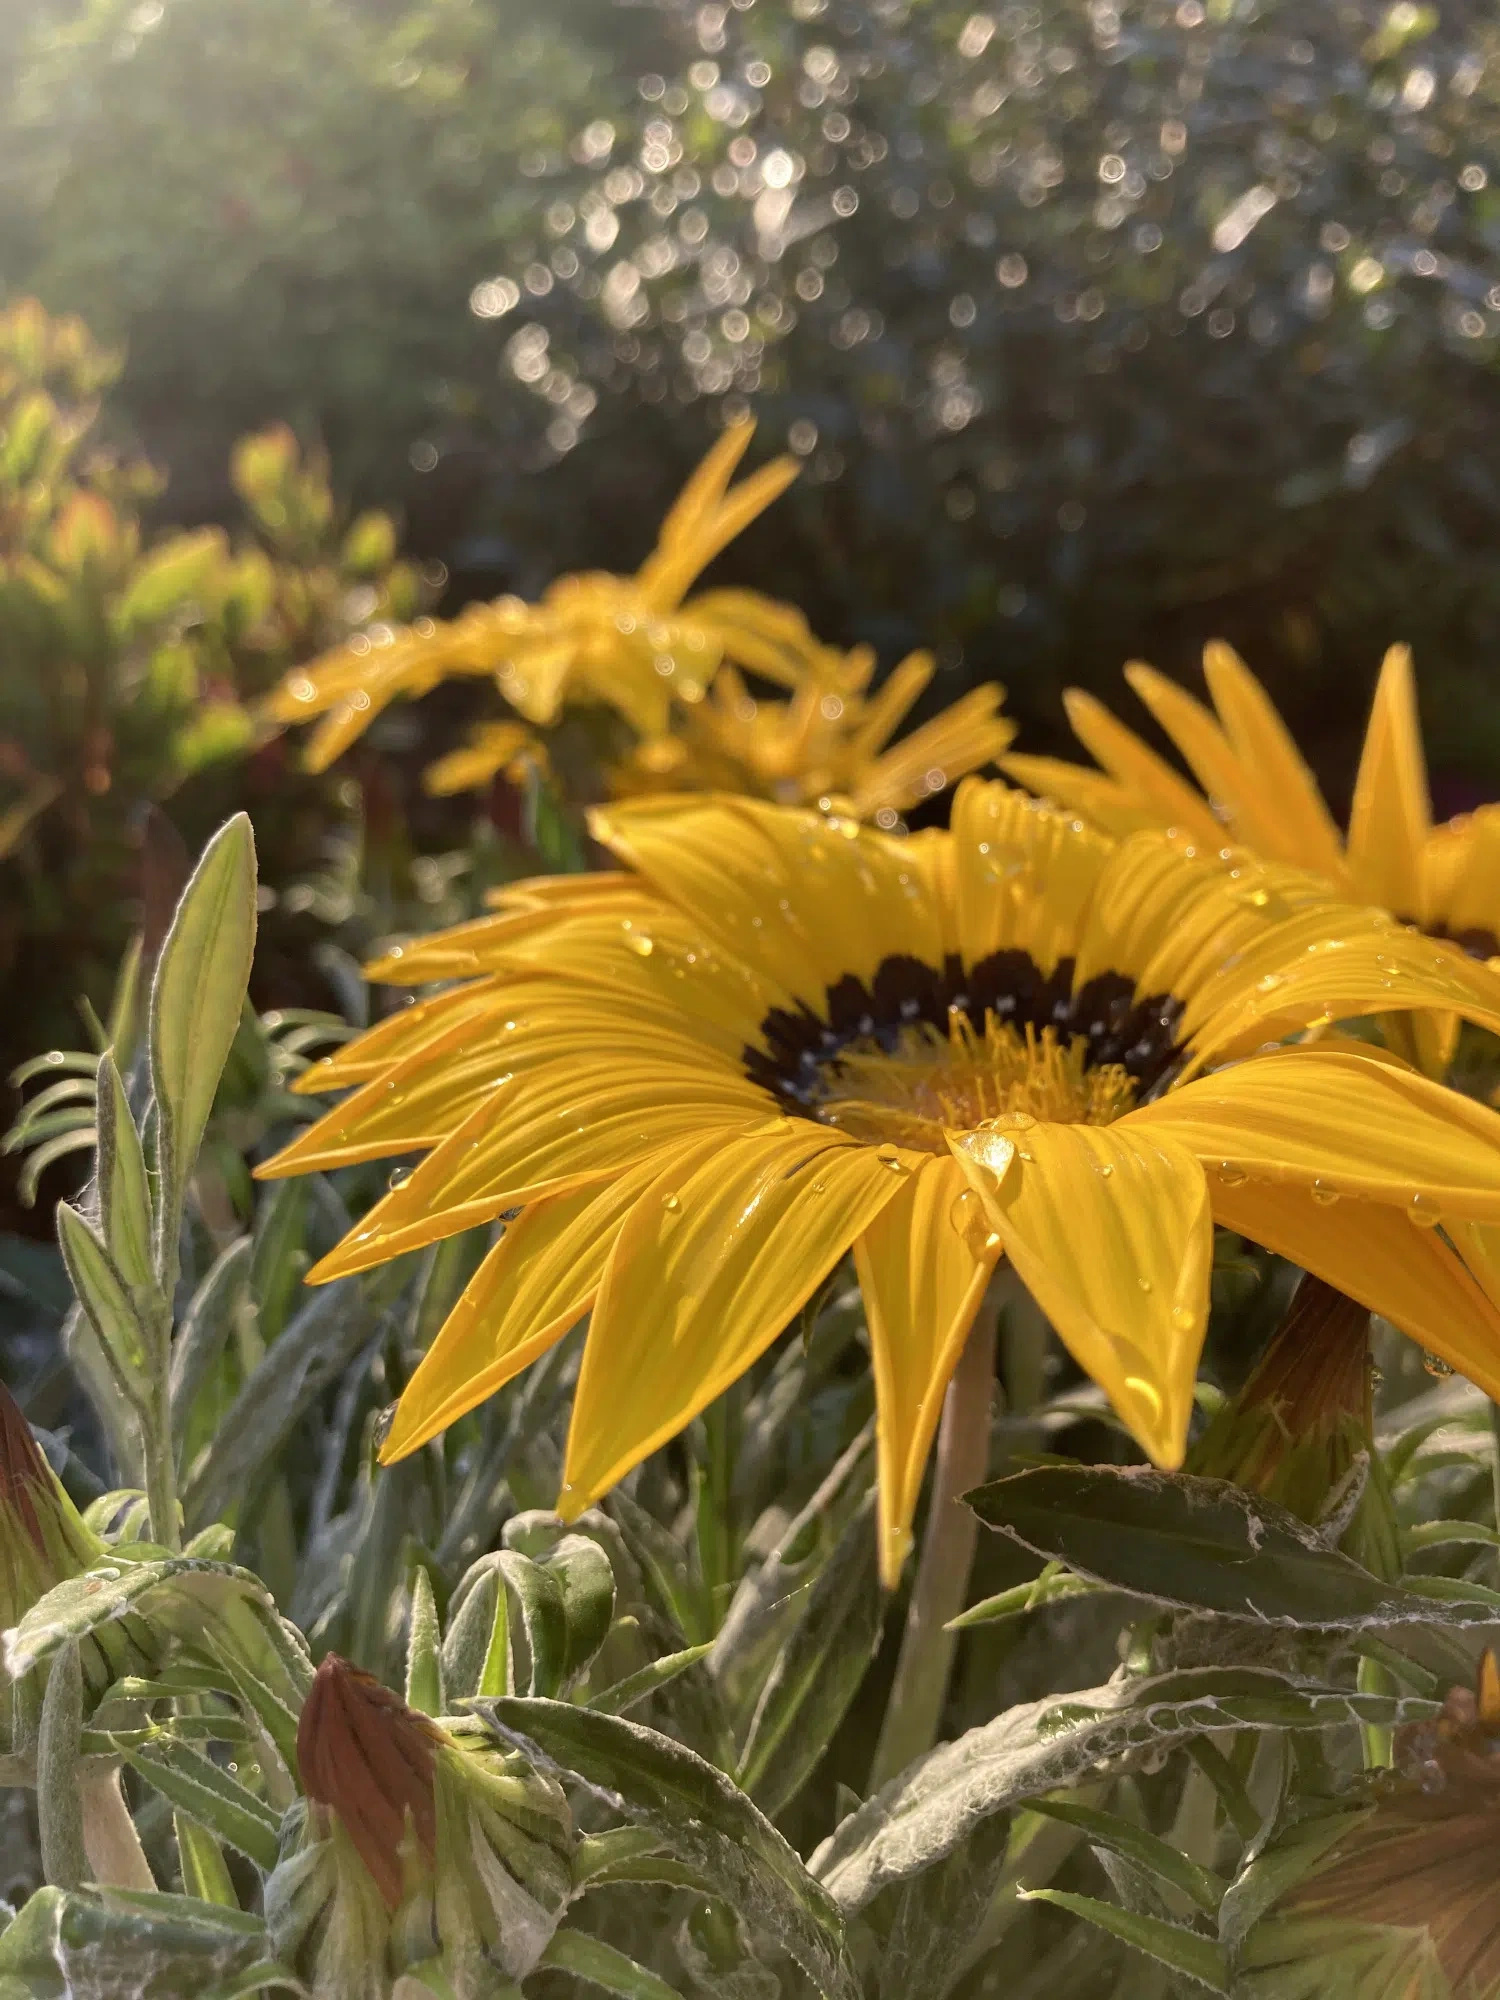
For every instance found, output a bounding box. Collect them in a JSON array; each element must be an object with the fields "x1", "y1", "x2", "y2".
[
  {"x1": 1020, "y1": 1888, "x2": 1229, "y2": 1993},
  {"x1": 966, "y1": 1465, "x2": 1500, "y2": 1626},
  {"x1": 149, "y1": 814, "x2": 257, "y2": 1253},
  {"x1": 55, "y1": 1202, "x2": 149, "y2": 1404},
  {"x1": 405, "y1": 1564, "x2": 445, "y2": 1716},
  {"x1": 95, "y1": 1049, "x2": 154, "y2": 1292}
]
